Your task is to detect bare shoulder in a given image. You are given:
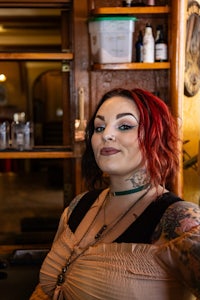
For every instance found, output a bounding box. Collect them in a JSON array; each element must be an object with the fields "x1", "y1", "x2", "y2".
[{"x1": 152, "y1": 200, "x2": 200, "y2": 243}]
